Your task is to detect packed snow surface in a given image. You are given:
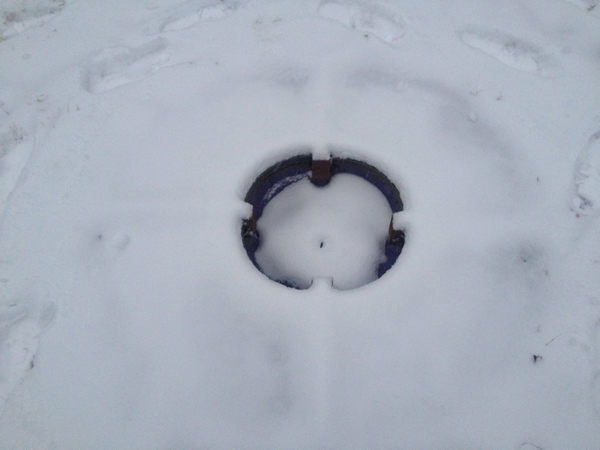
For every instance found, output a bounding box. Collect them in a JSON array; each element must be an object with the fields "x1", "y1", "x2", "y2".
[
  {"x1": 1, "y1": 0, "x2": 600, "y2": 448},
  {"x1": 255, "y1": 174, "x2": 392, "y2": 290}
]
